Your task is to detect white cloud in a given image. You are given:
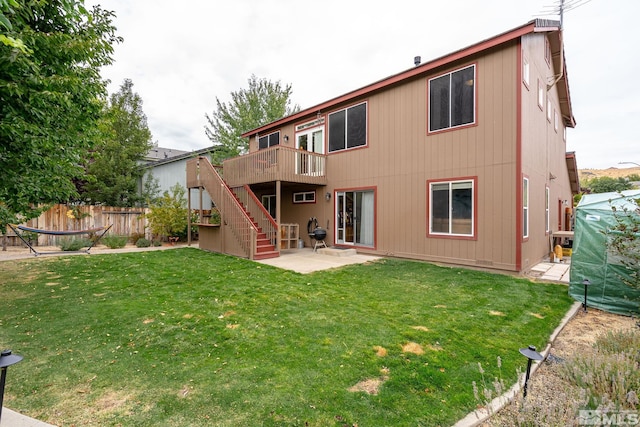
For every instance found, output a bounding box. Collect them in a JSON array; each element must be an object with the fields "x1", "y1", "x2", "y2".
[{"x1": 88, "y1": 0, "x2": 639, "y2": 169}]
